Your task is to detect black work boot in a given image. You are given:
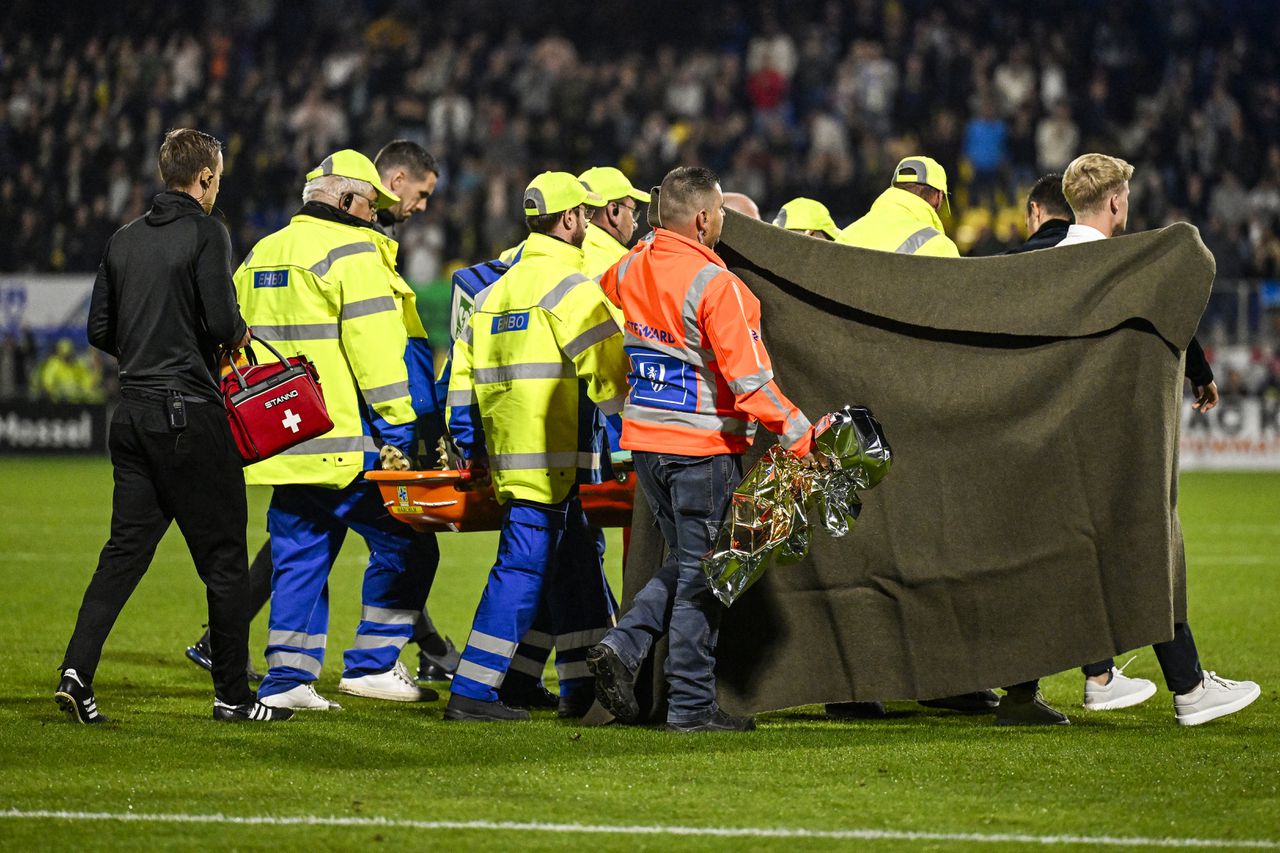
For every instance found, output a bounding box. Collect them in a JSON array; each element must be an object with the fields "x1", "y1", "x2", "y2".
[
  {"x1": 55, "y1": 669, "x2": 108, "y2": 724},
  {"x1": 444, "y1": 693, "x2": 531, "y2": 722},
  {"x1": 500, "y1": 683, "x2": 559, "y2": 710},
  {"x1": 995, "y1": 691, "x2": 1070, "y2": 726},
  {"x1": 417, "y1": 636, "x2": 461, "y2": 681},
  {"x1": 586, "y1": 643, "x2": 638, "y2": 723},
  {"x1": 667, "y1": 708, "x2": 756, "y2": 733}
]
